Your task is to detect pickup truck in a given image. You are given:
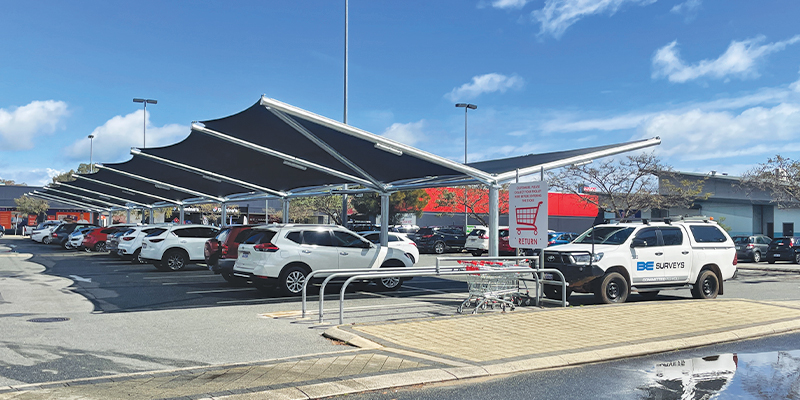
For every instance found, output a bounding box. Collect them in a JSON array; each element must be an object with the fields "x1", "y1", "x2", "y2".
[{"x1": 541, "y1": 219, "x2": 737, "y2": 304}]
